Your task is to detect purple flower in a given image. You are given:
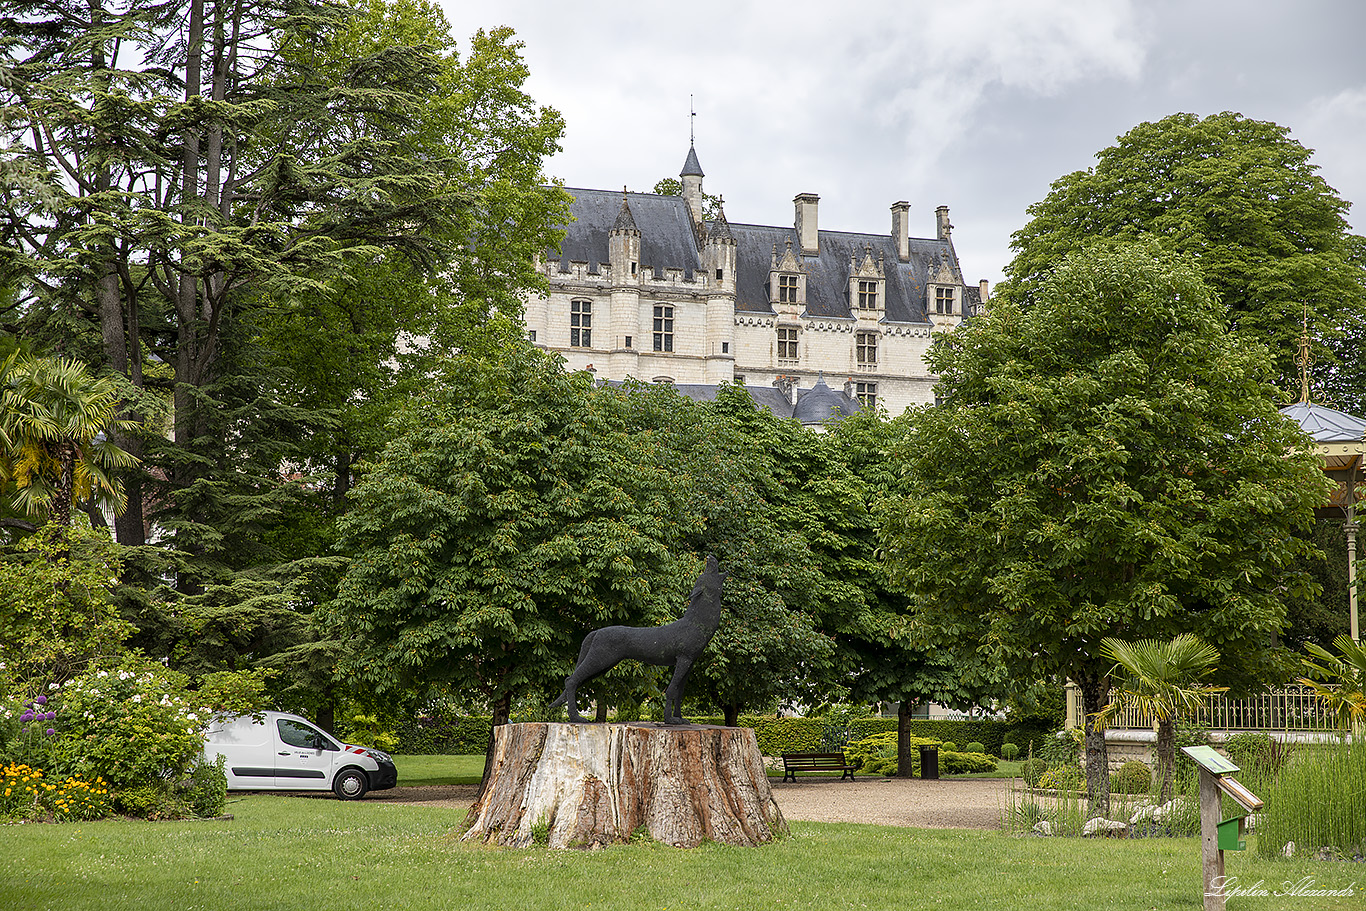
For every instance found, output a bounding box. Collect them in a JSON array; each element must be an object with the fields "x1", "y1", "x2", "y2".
[
  {"x1": 45, "y1": 729, "x2": 55, "y2": 736},
  {"x1": 35, "y1": 695, "x2": 47, "y2": 706},
  {"x1": 19, "y1": 711, "x2": 33, "y2": 723},
  {"x1": 45, "y1": 712, "x2": 56, "y2": 721}
]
